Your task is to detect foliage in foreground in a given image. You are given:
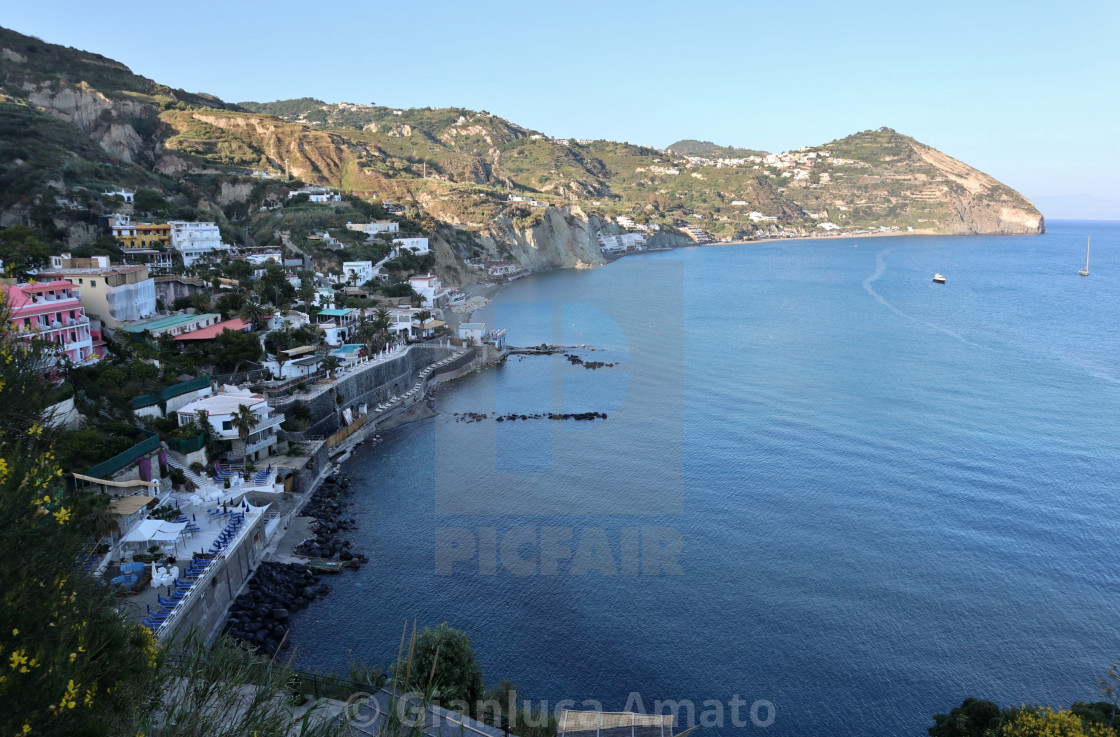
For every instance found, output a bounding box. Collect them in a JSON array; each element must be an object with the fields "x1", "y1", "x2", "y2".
[
  {"x1": 931, "y1": 699, "x2": 1120, "y2": 737},
  {"x1": 0, "y1": 311, "x2": 162, "y2": 737},
  {"x1": 139, "y1": 633, "x2": 342, "y2": 737}
]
